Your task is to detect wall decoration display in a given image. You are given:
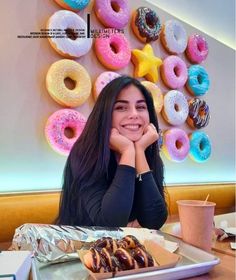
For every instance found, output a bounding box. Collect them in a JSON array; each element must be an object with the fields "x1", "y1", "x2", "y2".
[
  {"x1": 161, "y1": 90, "x2": 189, "y2": 126},
  {"x1": 131, "y1": 7, "x2": 162, "y2": 43},
  {"x1": 94, "y1": 0, "x2": 130, "y2": 28},
  {"x1": 1, "y1": 0, "x2": 235, "y2": 191},
  {"x1": 186, "y1": 34, "x2": 209, "y2": 64},
  {"x1": 47, "y1": 10, "x2": 92, "y2": 58},
  {"x1": 53, "y1": 0, "x2": 90, "y2": 11},
  {"x1": 163, "y1": 128, "x2": 190, "y2": 162},
  {"x1": 187, "y1": 98, "x2": 210, "y2": 129},
  {"x1": 46, "y1": 59, "x2": 92, "y2": 107},
  {"x1": 189, "y1": 131, "x2": 211, "y2": 162},
  {"x1": 94, "y1": 30, "x2": 131, "y2": 70},
  {"x1": 186, "y1": 65, "x2": 210, "y2": 96},
  {"x1": 131, "y1": 44, "x2": 162, "y2": 82},
  {"x1": 45, "y1": 109, "x2": 86, "y2": 156},
  {"x1": 160, "y1": 55, "x2": 187, "y2": 89},
  {"x1": 160, "y1": 19, "x2": 187, "y2": 54},
  {"x1": 93, "y1": 71, "x2": 121, "y2": 100}
]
